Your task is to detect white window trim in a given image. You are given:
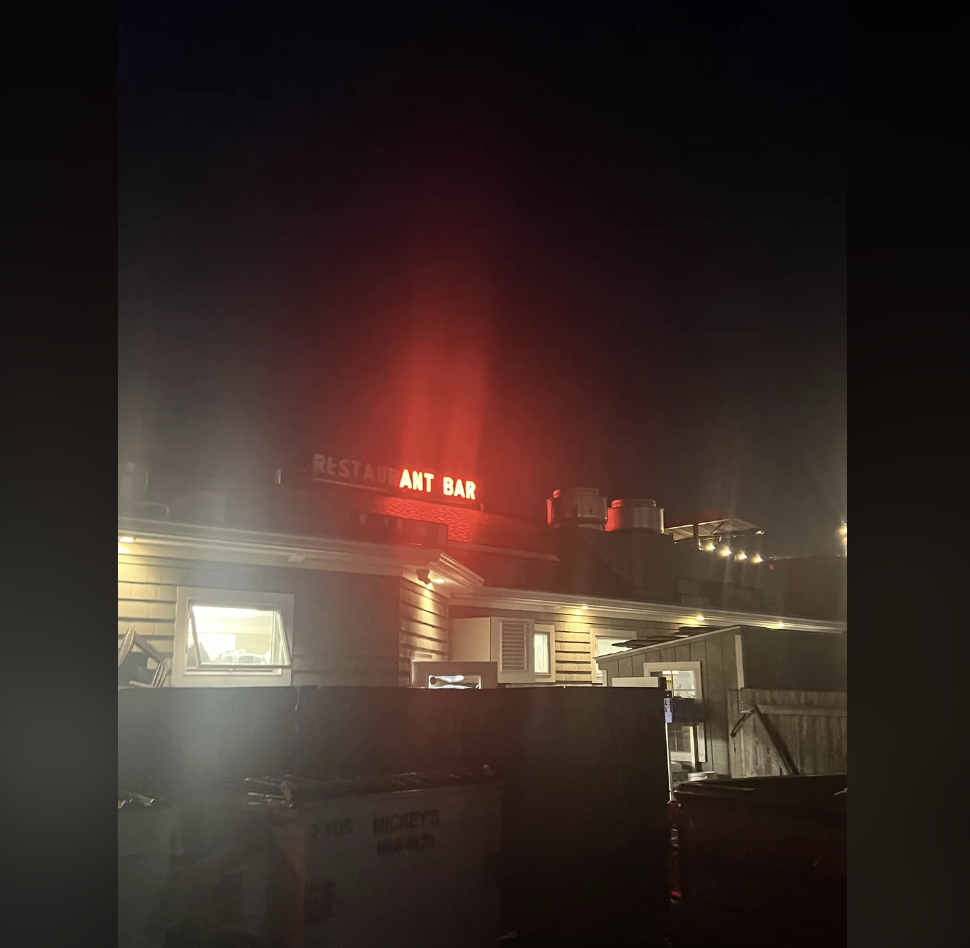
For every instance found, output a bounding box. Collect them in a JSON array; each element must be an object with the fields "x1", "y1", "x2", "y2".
[
  {"x1": 173, "y1": 587, "x2": 294, "y2": 688},
  {"x1": 591, "y1": 630, "x2": 632, "y2": 685},
  {"x1": 643, "y1": 661, "x2": 706, "y2": 763},
  {"x1": 534, "y1": 623, "x2": 555, "y2": 680}
]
